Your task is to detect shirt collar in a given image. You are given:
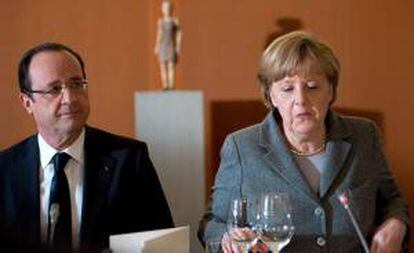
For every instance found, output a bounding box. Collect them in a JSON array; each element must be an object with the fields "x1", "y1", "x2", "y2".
[{"x1": 38, "y1": 128, "x2": 86, "y2": 169}]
